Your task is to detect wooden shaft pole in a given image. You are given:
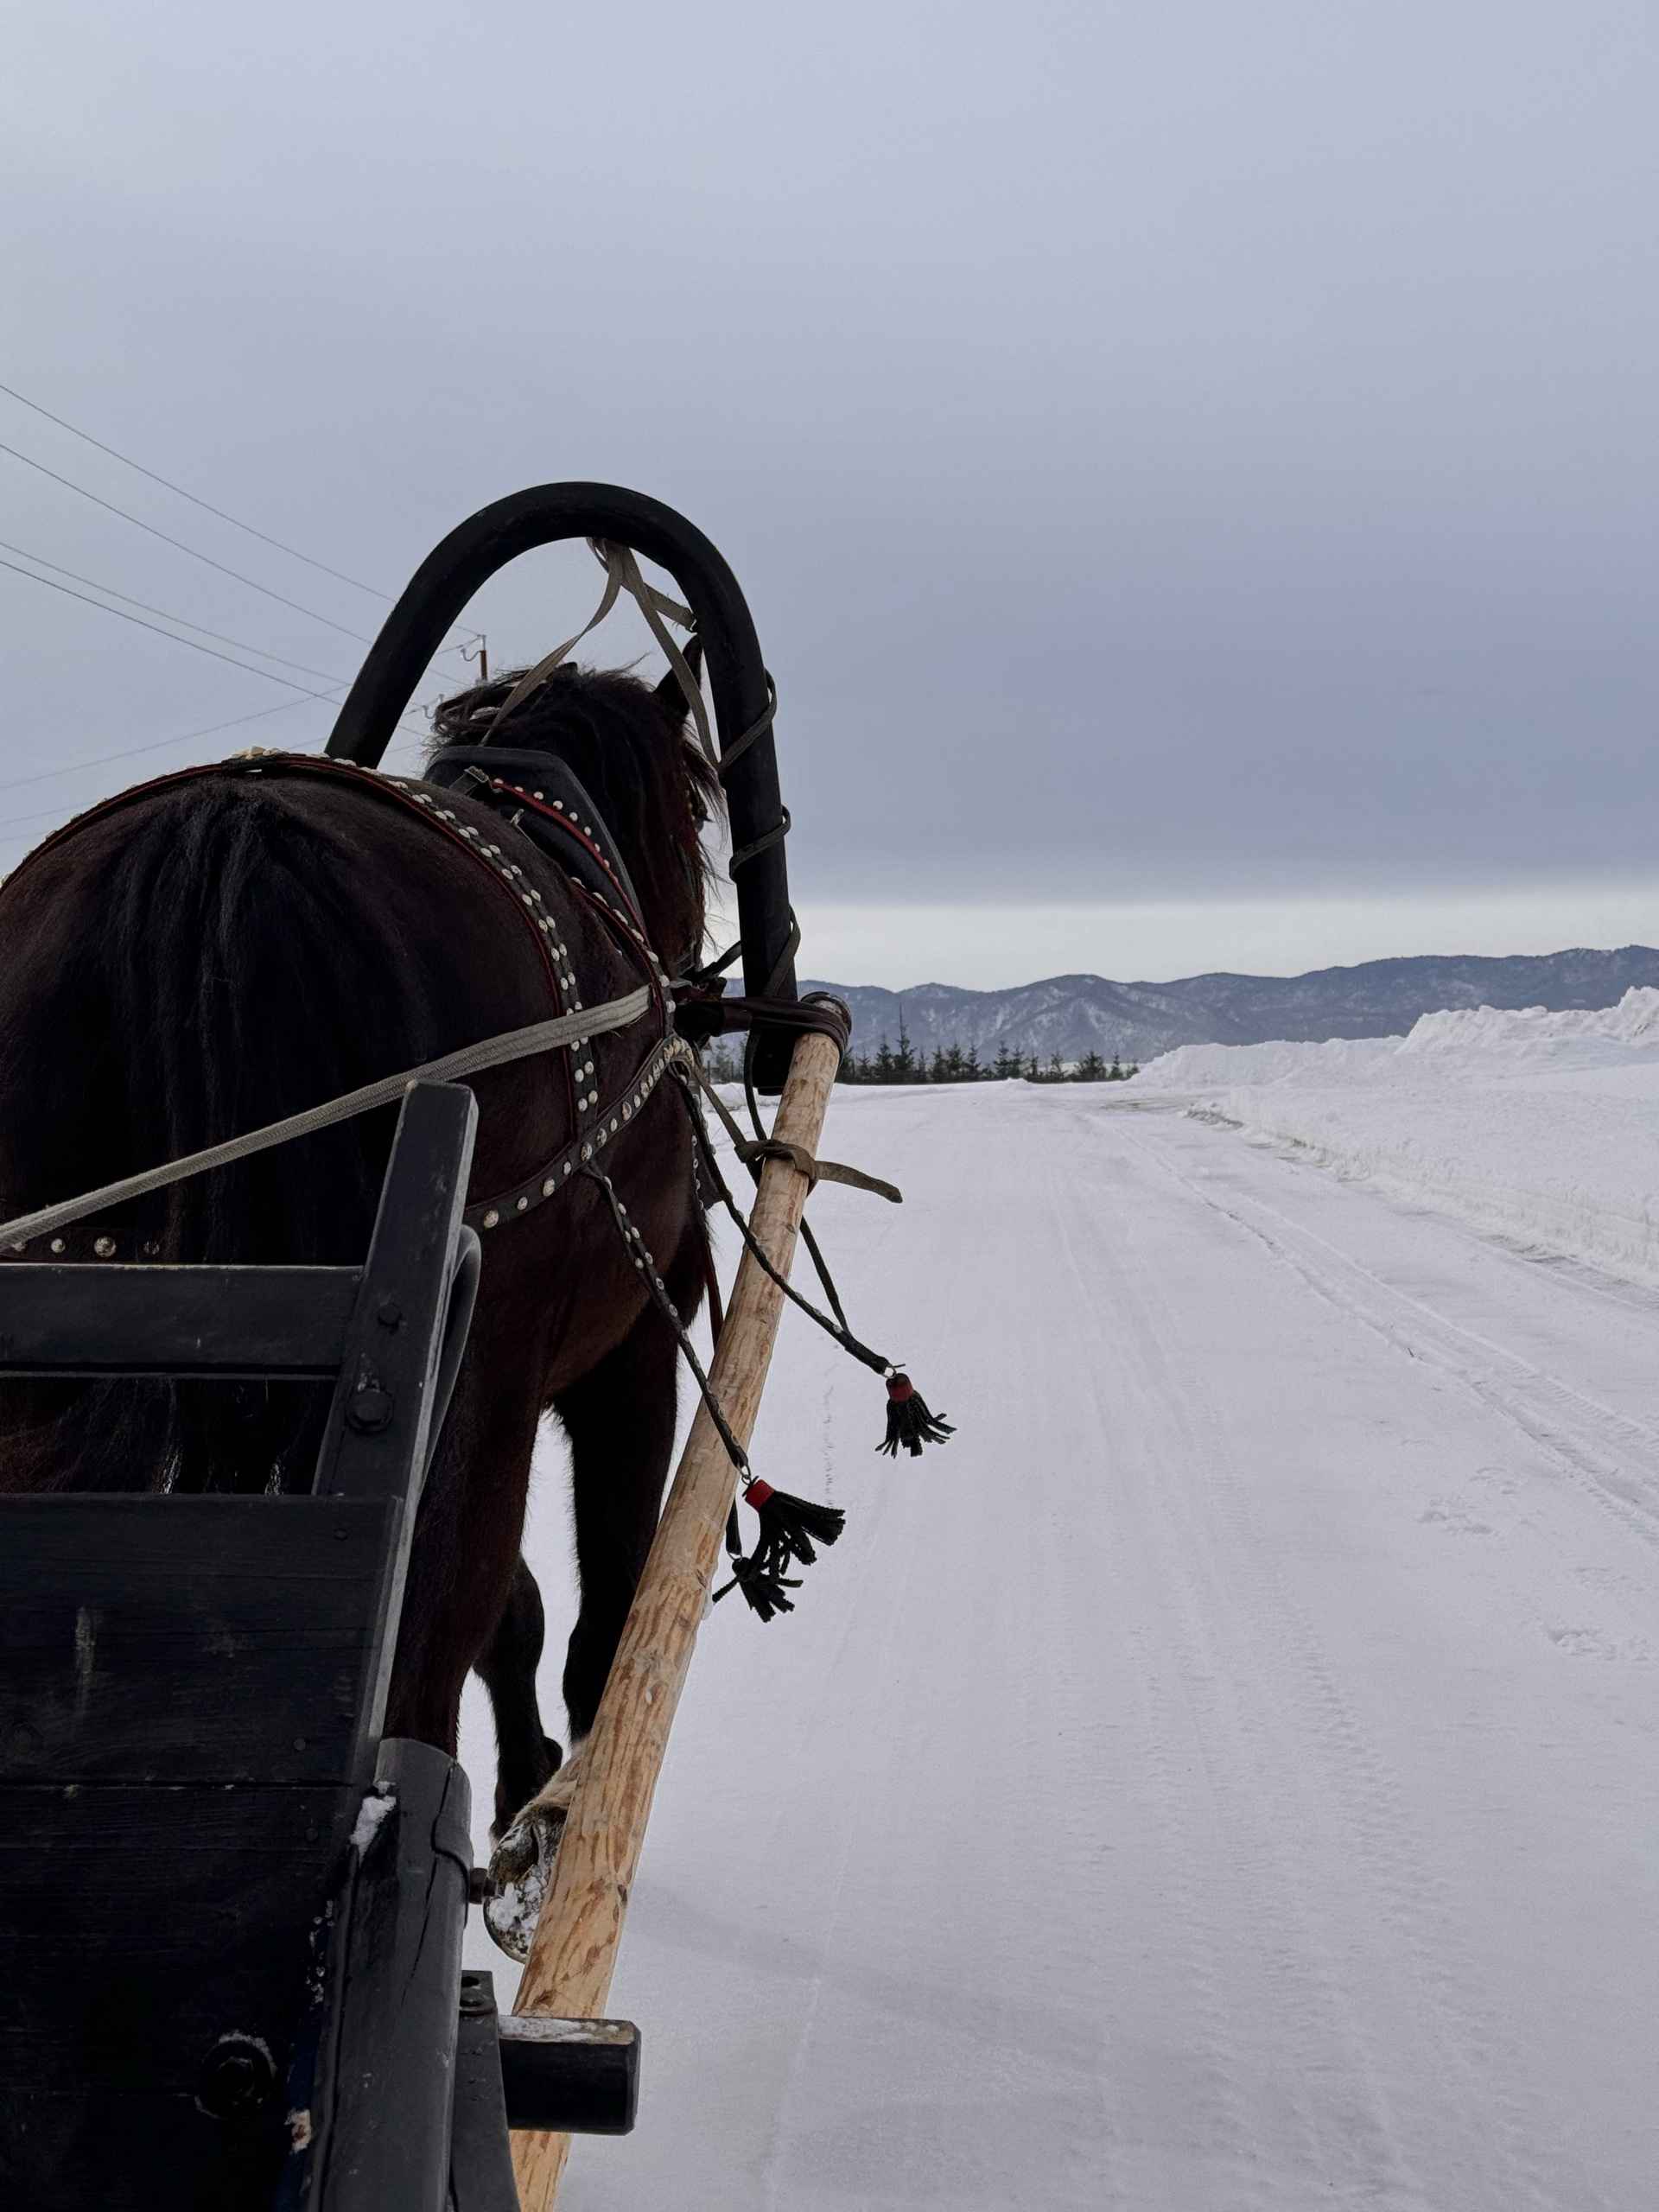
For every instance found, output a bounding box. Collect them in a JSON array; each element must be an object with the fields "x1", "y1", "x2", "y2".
[{"x1": 510, "y1": 1030, "x2": 843, "y2": 2212}]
